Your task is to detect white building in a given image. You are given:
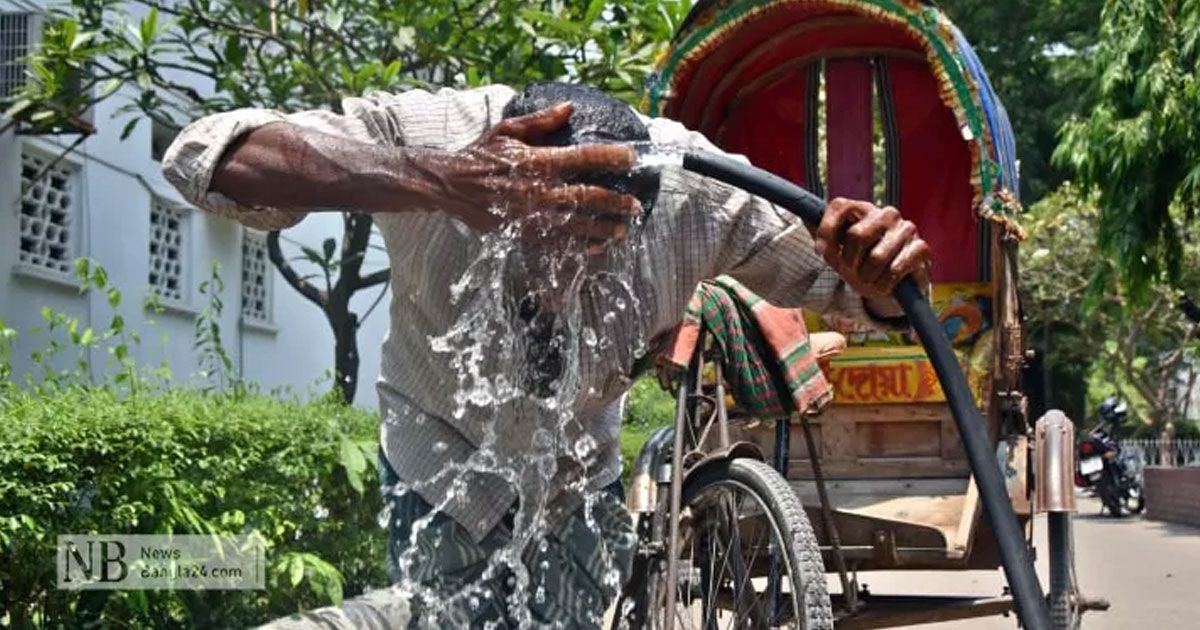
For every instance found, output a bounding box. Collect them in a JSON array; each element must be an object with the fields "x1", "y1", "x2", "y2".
[{"x1": 0, "y1": 6, "x2": 391, "y2": 406}]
